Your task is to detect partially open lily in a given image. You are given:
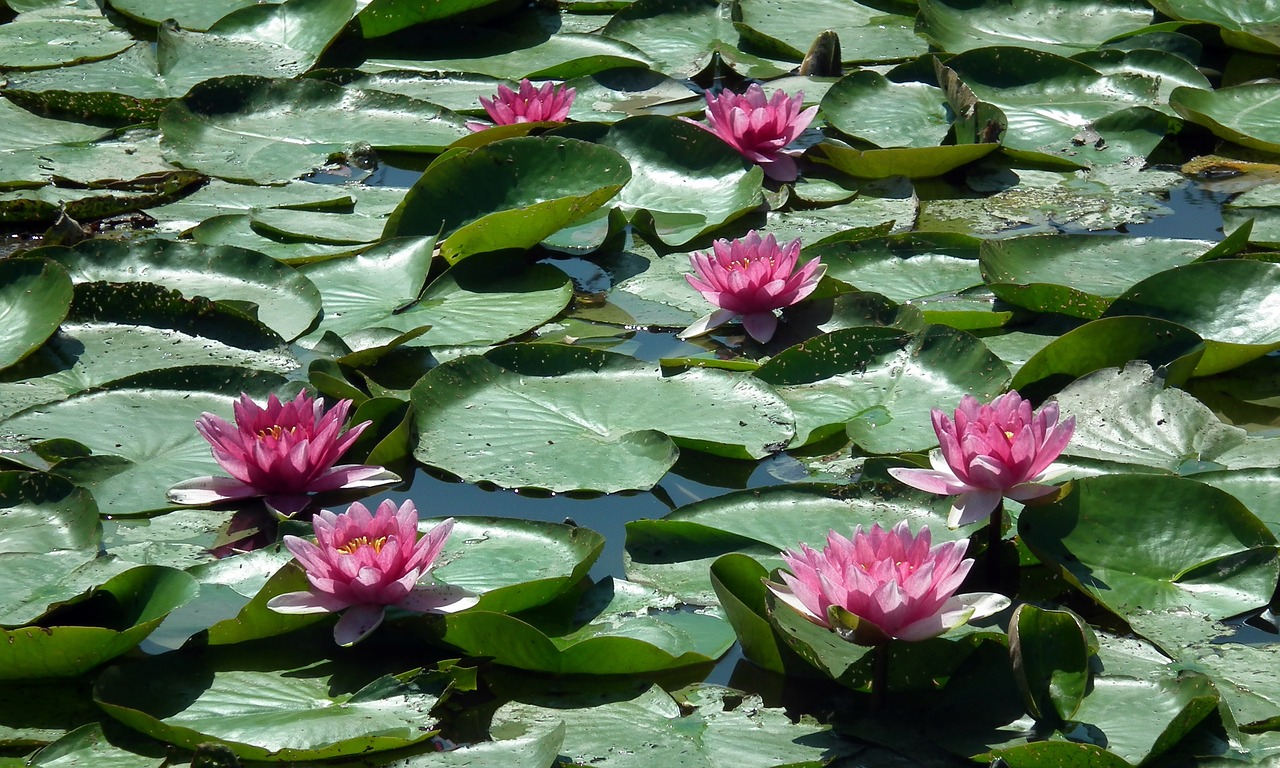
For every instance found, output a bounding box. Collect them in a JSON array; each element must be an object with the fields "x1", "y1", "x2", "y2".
[
  {"x1": 888, "y1": 392, "x2": 1075, "y2": 528},
  {"x1": 765, "y1": 521, "x2": 1008, "y2": 645},
  {"x1": 467, "y1": 79, "x2": 576, "y2": 132},
  {"x1": 167, "y1": 391, "x2": 399, "y2": 518},
  {"x1": 268, "y1": 500, "x2": 478, "y2": 646},
  {"x1": 679, "y1": 230, "x2": 825, "y2": 343}
]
